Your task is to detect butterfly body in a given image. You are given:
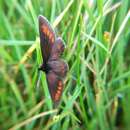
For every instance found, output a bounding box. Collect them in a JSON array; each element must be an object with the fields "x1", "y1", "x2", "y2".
[{"x1": 38, "y1": 15, "x2": 68, "y2": 105}]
